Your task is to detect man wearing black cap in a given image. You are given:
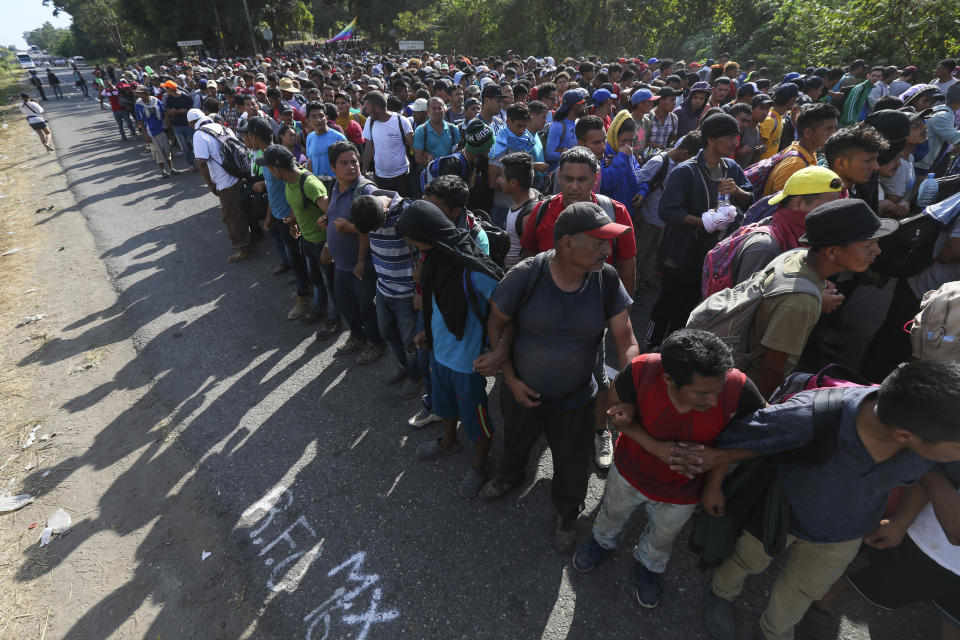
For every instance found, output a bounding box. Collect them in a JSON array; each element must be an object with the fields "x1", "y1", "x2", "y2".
[
  {"x1": 732, "y1": 199, "x2": 896, "y2": 397},
  {"x1": 646, "y1": 113, "x2": 753, "y2": 349},
  {"x1": 479, "y1": 201, "x2": 639, "y2": 552},
  {"x1": 477, "y1": 83, "x2": 505, "y2": 137},
  {"x1": 758, "y1": 83, "x2": 799, "y2": 160}
]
